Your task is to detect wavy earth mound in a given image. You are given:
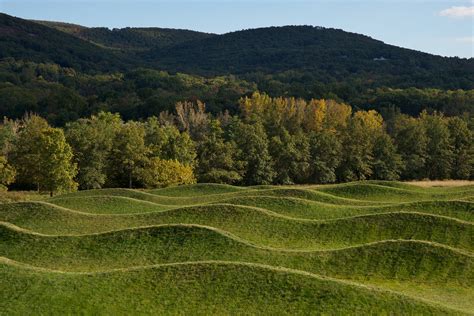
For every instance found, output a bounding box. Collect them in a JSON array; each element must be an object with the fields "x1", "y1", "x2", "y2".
[{"x1": 1, "y1": 181, "x2": 473, "y2": 314}]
